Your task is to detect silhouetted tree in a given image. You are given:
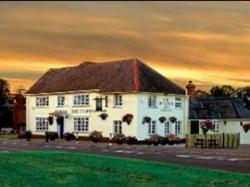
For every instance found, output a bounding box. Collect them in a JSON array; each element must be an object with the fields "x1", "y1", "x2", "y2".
[{"x1": 210, "y1": 85, "x2": 236, "y2": 97}]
